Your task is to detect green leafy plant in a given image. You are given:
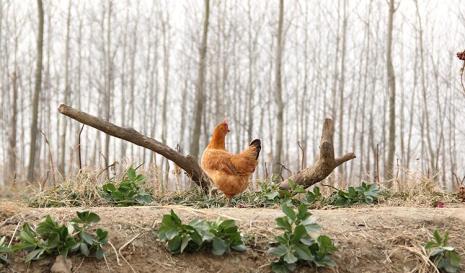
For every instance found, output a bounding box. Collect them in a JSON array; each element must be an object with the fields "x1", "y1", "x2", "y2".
[
  {"x1": 329, "y1": 182, "x2": 379, "y2": 206},
  {"x1": 13, "y1": 217, "x2": 76, "y2": 262},
  {"x1": 304, "y1": 187, "x2": 324, "y2": 205},
  {"x1": 268, "y1": 203, "x2": 336, "y2": 273},
  {"x1": 102, "y1": 167, "x2": 153, "y2": 206},
  {"x1": 262, "y1": 180, "x2": 306, "y2": 205},
  {"x1": 69, "y1": 211, "x2": 108, "y2": 259},
  {"x1": 0, "y1": 236, "x2": 12, "y2": 264},
  {"x1": 13, "y1": 211, "x2": 108, "y2": 262},
  {"x1": 207, "y1": 219, "x2": 246, "y2": 255},
  {"x1": 425, "y1": 230, "x2": 461, "y2": 273},
  {"x1": 157, "y1": 210, "x2": 246, "y2": 256},
  {"x1": 158, "y1": 210, "x2": 204, "y2": 254}
]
